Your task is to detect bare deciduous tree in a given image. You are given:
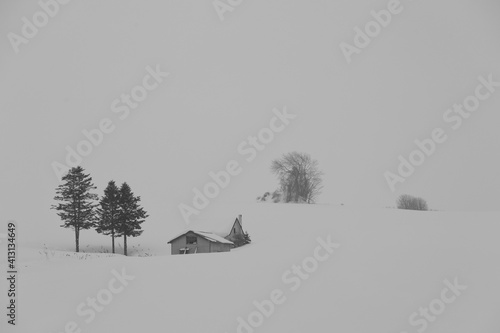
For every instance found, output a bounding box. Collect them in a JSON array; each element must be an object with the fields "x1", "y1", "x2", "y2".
[
  {"x1": 271, "y1": 152, "x2": 323, "y2": 204},
  {"x1": 396, "y1": 194, "x2": 428, "y2": 211}
]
